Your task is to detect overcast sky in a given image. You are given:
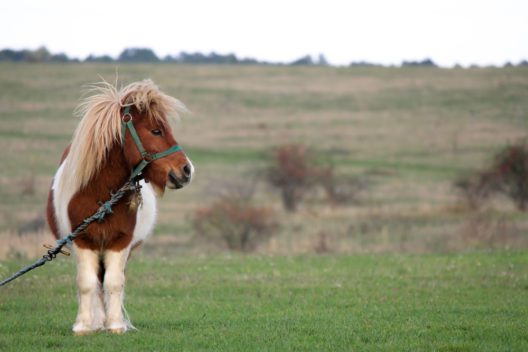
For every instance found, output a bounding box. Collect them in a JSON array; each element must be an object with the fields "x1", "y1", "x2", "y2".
[{"x1": 2, "y1": 0, "x2": 527, "y2": 66}]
